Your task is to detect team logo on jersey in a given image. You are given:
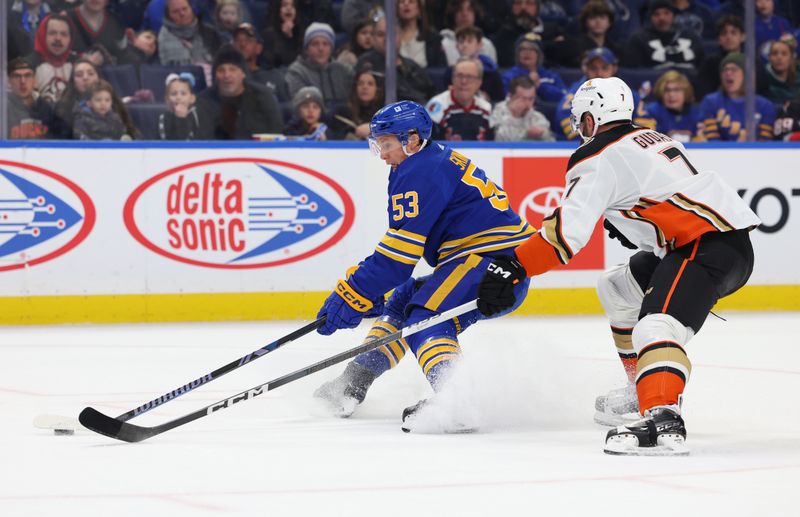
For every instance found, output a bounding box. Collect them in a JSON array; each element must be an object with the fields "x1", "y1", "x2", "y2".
[
  {"x1": 124, "y1": 158, "x2": 354, "y2": 269},
  {"x1": 502, "y1": 156, "x2": 605, "y2": 270},
  {"x1": 0, "y1": 161, "x2": 94, "y2": 272}
]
